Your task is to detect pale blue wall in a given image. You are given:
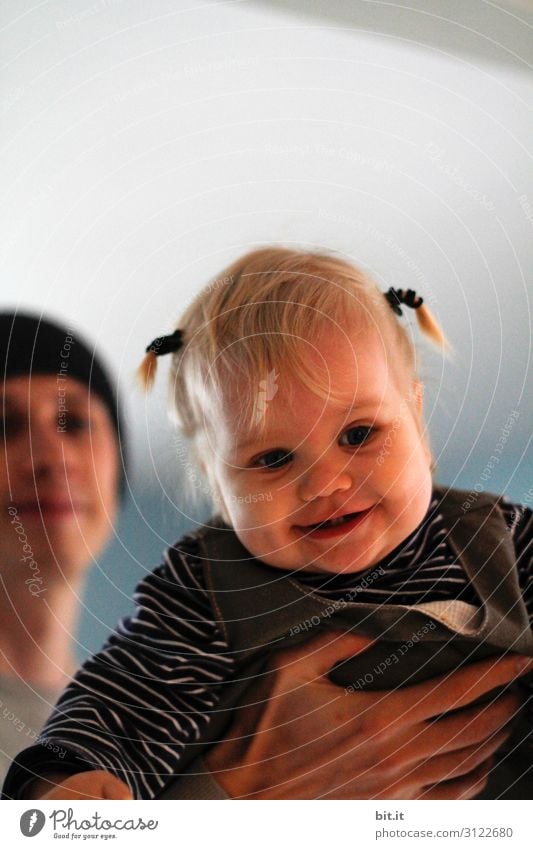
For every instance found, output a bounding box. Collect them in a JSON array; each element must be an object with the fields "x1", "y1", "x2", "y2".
[{"x1": 77, "y1": 489, "x2": 213, "y2": 660}]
